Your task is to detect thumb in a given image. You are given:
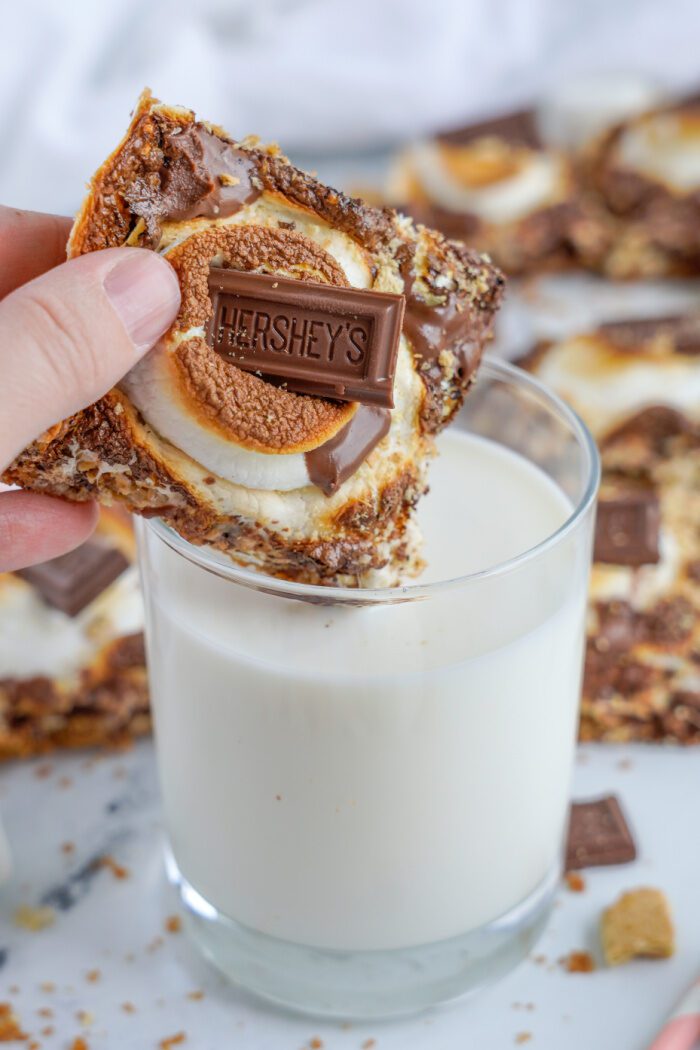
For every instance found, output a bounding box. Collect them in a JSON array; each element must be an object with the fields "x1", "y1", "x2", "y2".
[{"x1": 0, "y1": 247, "x2": 181, "y2": 467}]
